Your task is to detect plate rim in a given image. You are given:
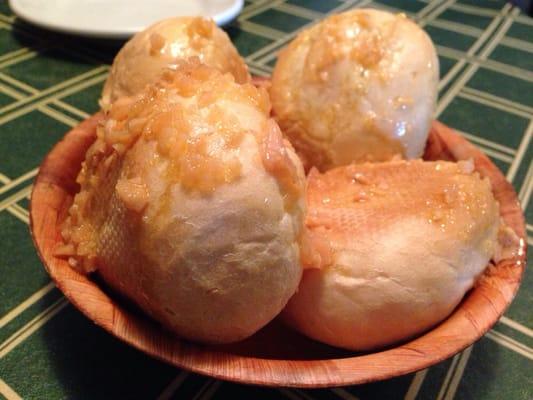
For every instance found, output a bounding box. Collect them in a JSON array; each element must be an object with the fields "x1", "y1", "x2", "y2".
[{"x1": 8, "y1": 0, "x2": 244, "y2": 39}]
